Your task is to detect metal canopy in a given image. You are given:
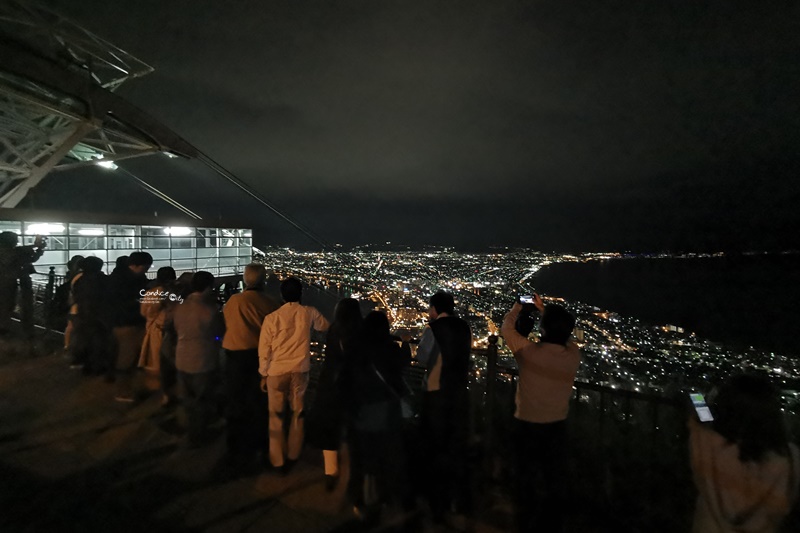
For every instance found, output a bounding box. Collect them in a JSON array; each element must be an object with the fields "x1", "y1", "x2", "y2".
[{"x1": 0, "y1": 1, "x2": 199, "y2": 207}]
